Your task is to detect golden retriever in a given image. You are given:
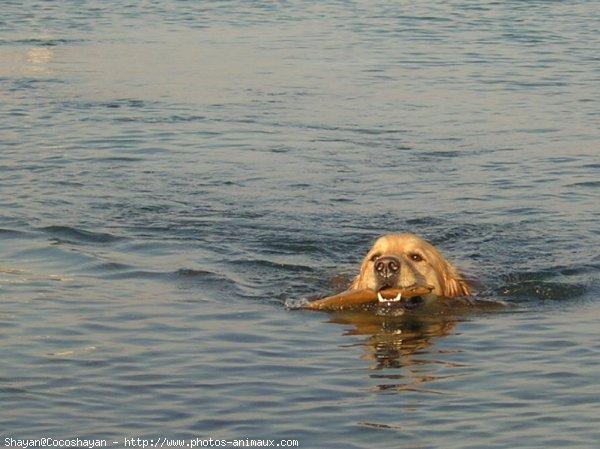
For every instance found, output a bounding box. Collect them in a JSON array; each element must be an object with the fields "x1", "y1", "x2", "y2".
[{"x1": 350, "y1": 233, "x2": 471, "y2": 303}]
